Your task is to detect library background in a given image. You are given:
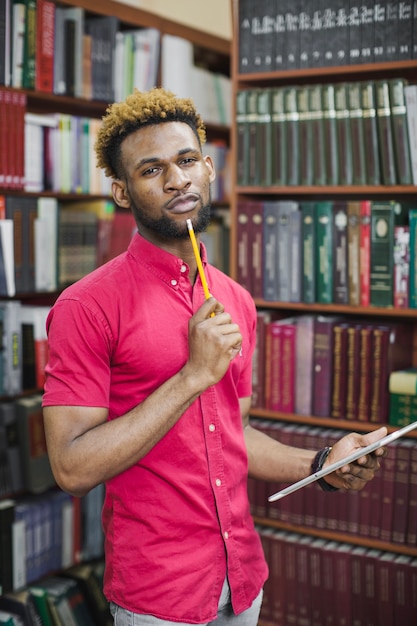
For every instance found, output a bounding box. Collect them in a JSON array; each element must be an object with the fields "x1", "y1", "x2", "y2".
[{"x1": 1, "y1": 0, "x2": 417, "y2": 624}]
